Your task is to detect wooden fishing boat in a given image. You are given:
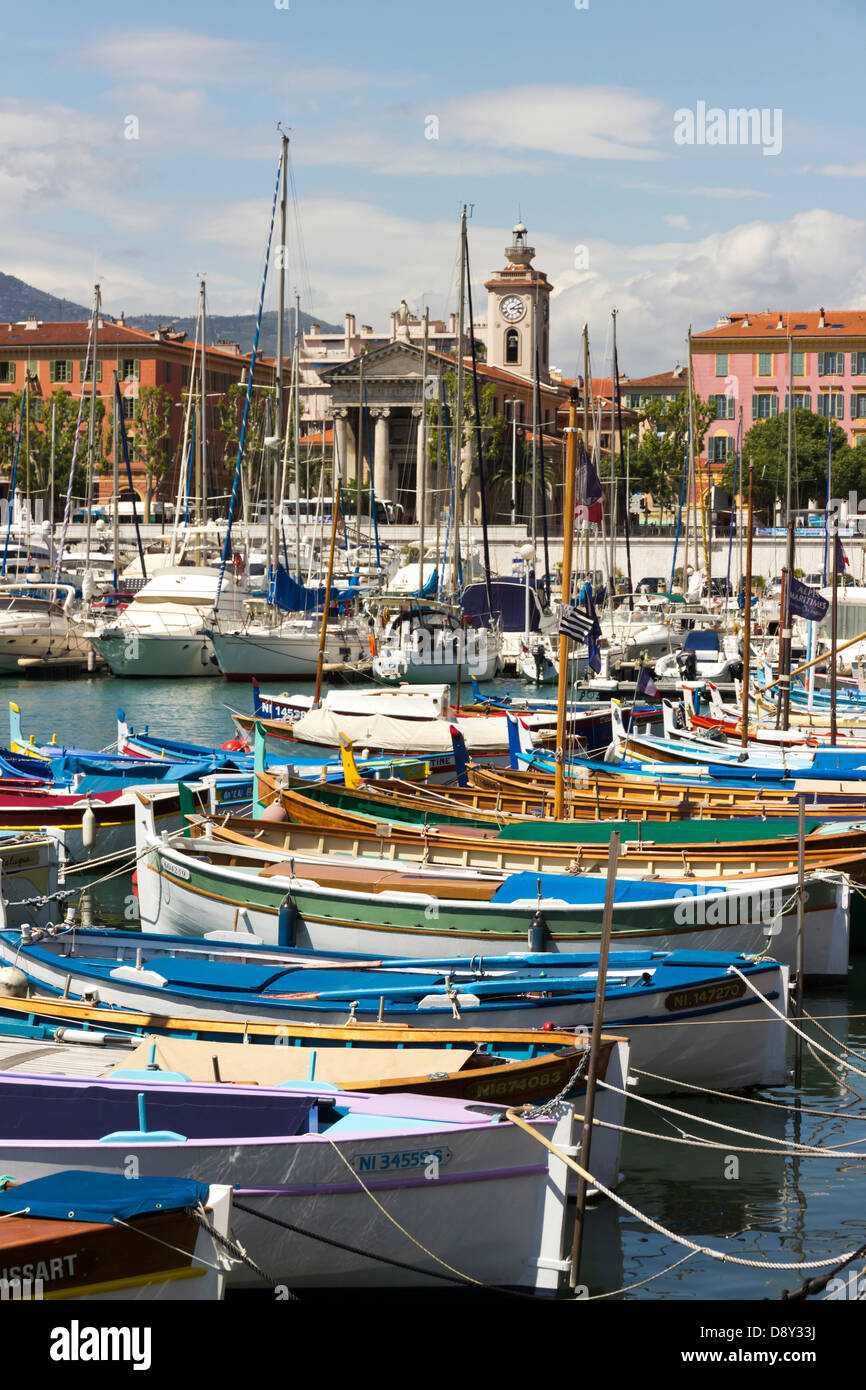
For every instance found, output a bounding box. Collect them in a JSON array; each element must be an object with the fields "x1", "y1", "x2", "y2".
[
  {"x1": 0, "y1": 1171, "x2": 232, "y2": 1301},
  {"x1": 0, "y1": 1073, "x2": 577, "y2": 1292},
  {"x1": 0, "y1": 988, "x2": 615, "y2": 1106},
  {"x1": 466, "y1": 762, "x2": 866, "y2": 820},
  {"x1": 132, "y1": 799, "x2": 849, "y2": 976},
  {"x1": 196, "y1": 798, "x2": 866, "y2": 883},
  {"x1": 0, "y1": 926, "x2": 787, "y2": 1093}
]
